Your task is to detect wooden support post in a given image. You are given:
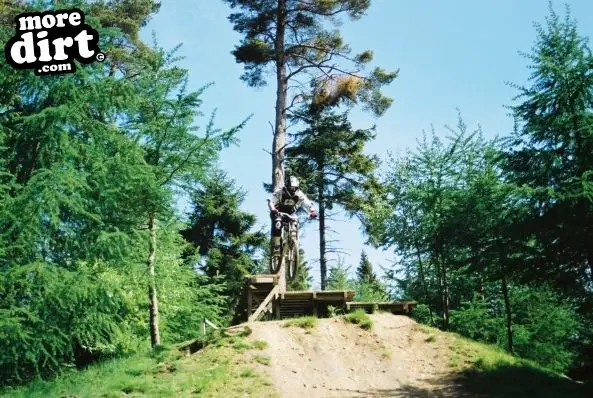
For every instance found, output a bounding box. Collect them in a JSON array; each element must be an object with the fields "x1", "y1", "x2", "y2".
[
  {"x1": 200, "y1": 319, "x2": 206, "y2": 336},
  {"x1": 273, "y1": 296, "x2": 281, "y2": 319},
  {"x1": 247, "y1": 289, "x2": 253, "y2": 320},
  {"x1": 278, "y1": 263, "x2": 286, "y2": 294}
]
